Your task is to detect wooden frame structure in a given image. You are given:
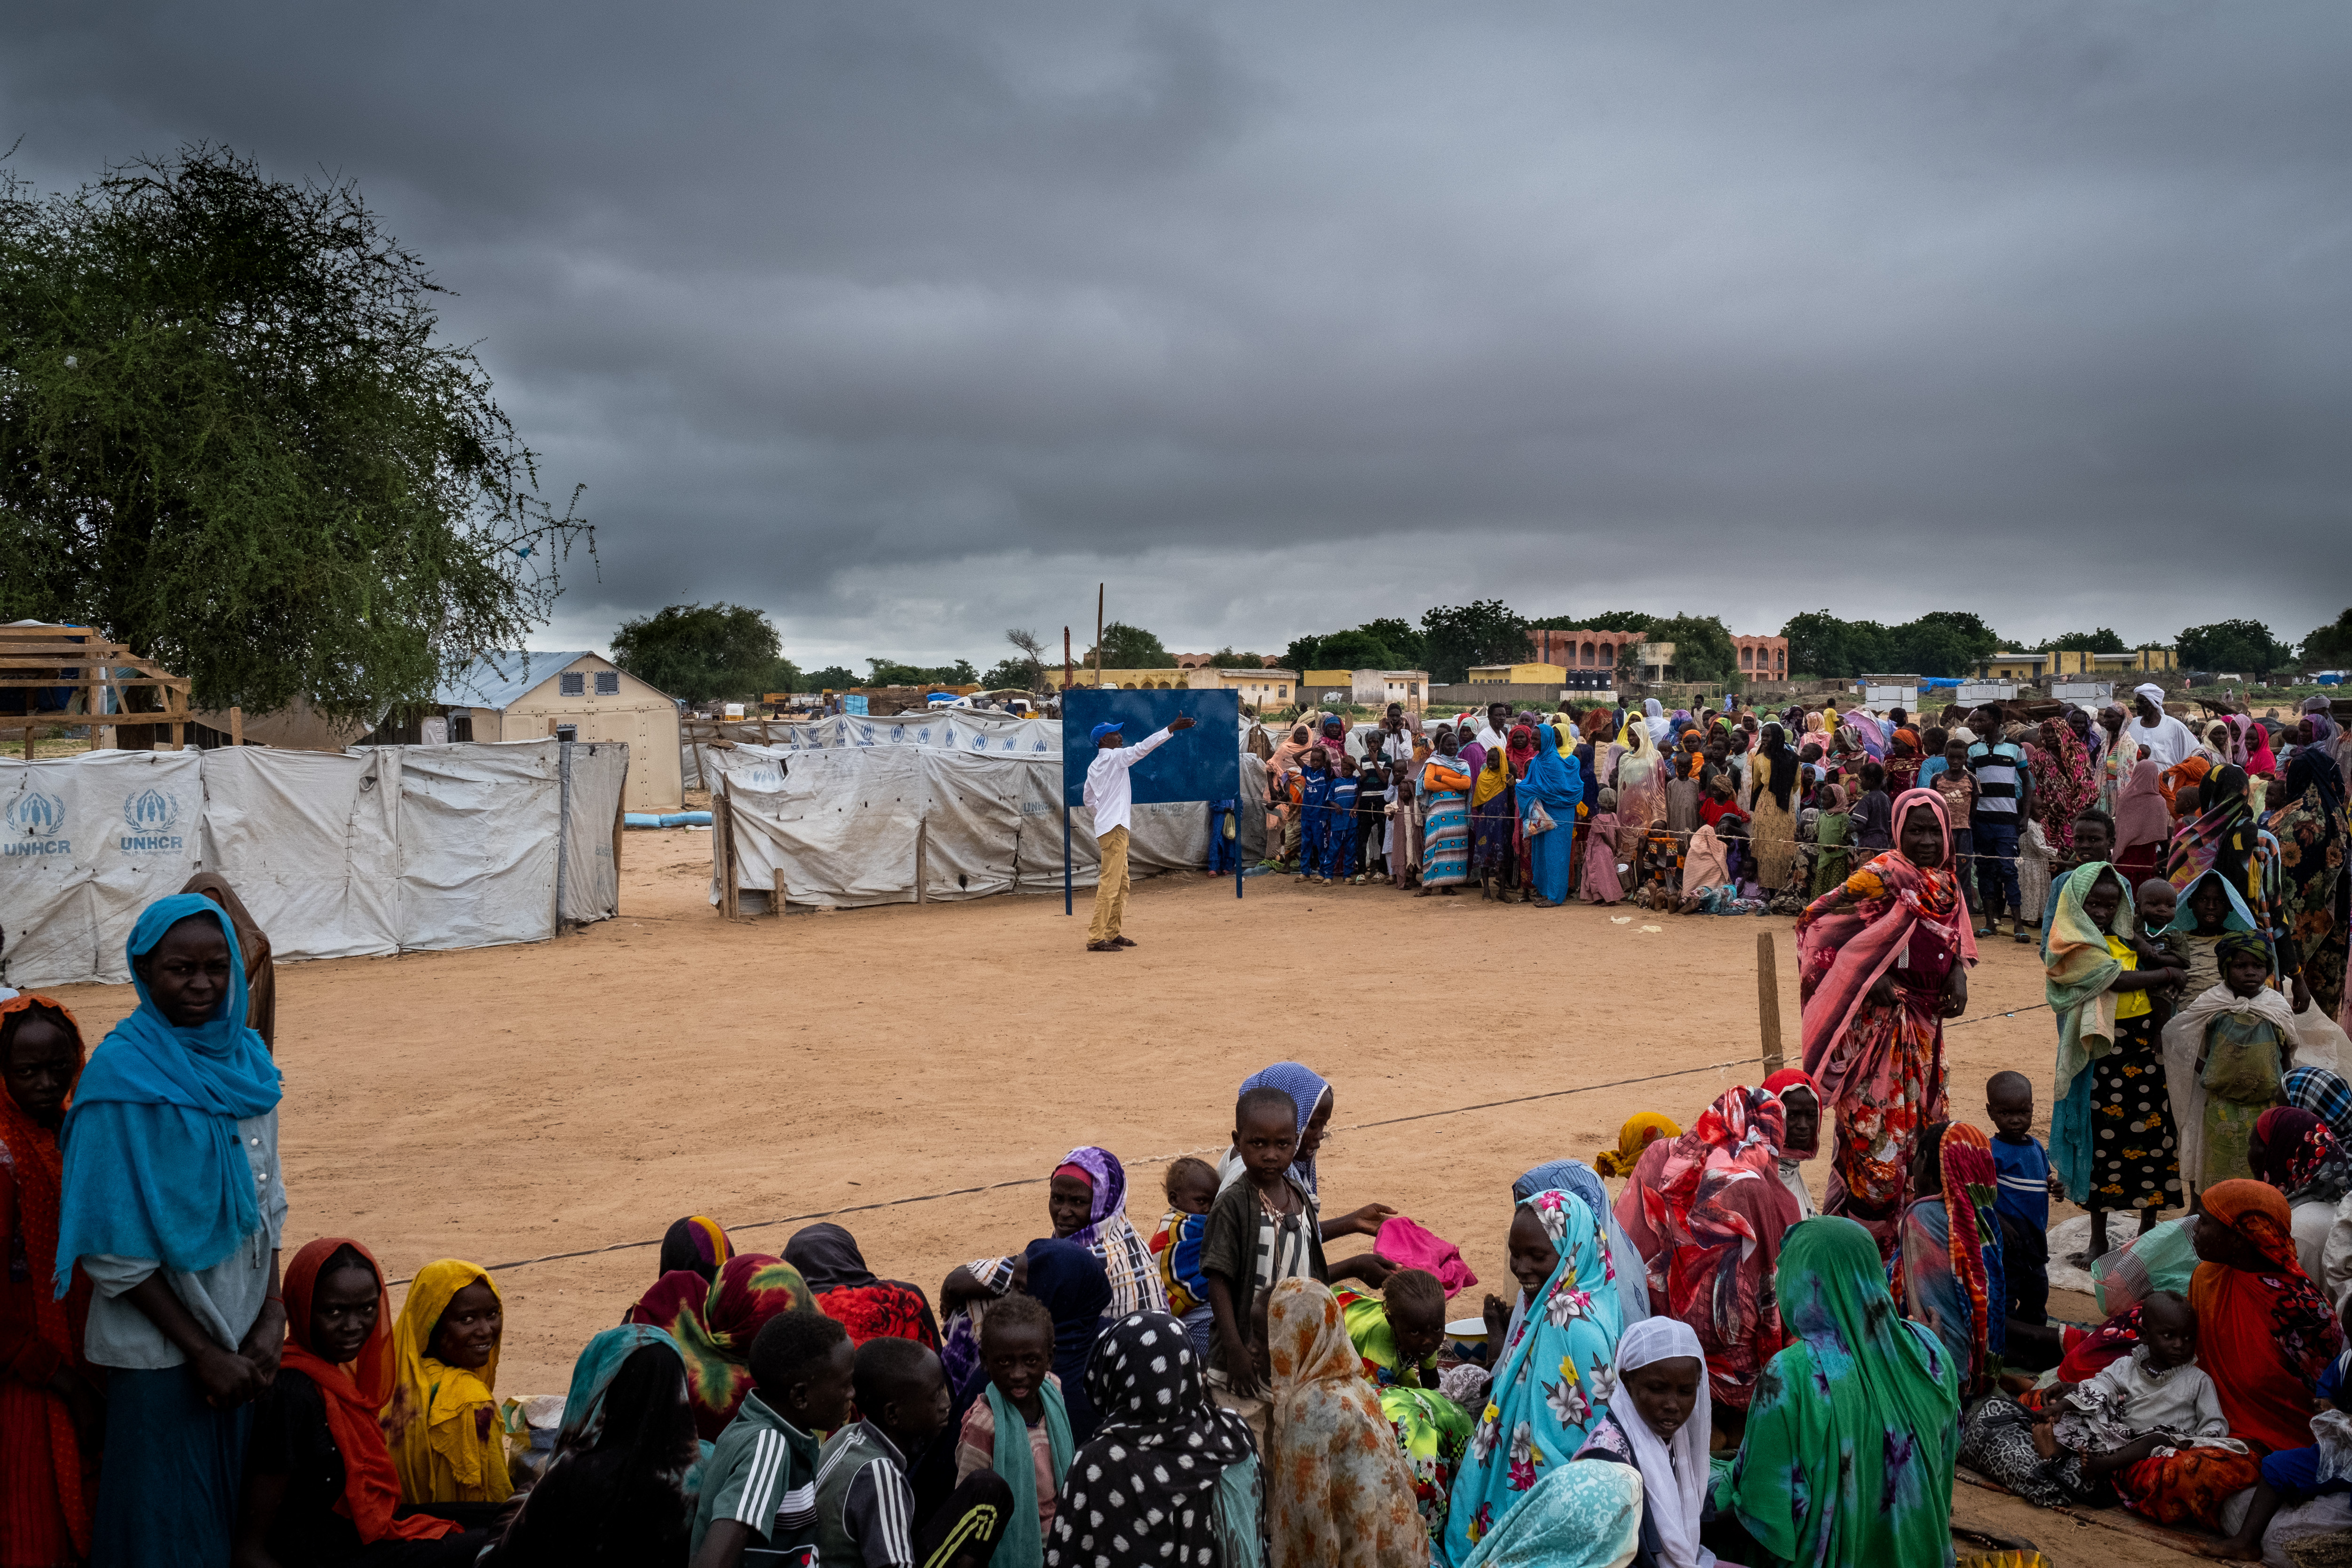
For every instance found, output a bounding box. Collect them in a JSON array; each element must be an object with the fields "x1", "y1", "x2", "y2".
[{"x1": 0, "y1": 622, "x2": 204, "y2": 759}]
